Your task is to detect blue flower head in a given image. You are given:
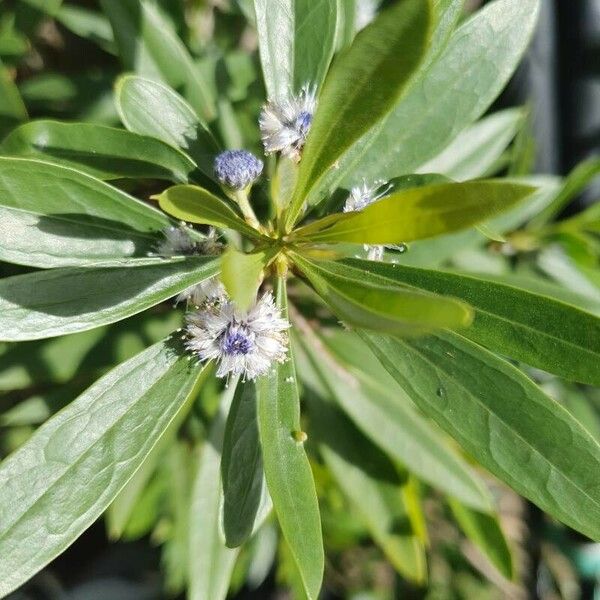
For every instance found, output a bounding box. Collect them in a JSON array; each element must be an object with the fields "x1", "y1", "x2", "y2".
[{"x1": 214, "y1": 150, "x2": 264, "y2": 190}]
